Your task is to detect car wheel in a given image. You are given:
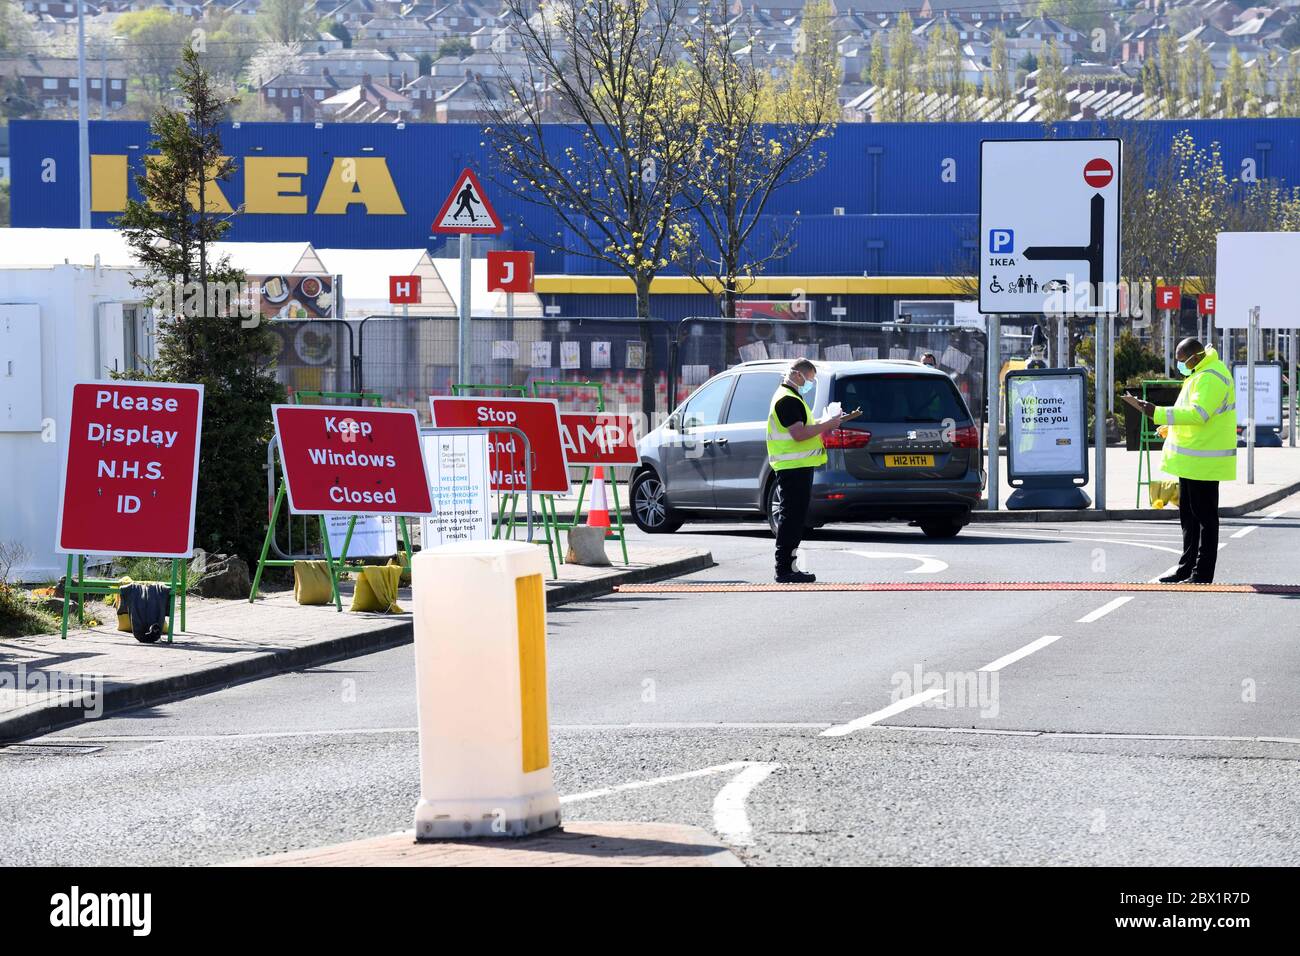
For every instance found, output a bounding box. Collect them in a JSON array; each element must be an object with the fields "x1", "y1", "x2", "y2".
[
  {"x1": 765, "y1": 479, "x2": 783, "y2": 537},
  {"x1": 631, "y1": 471, "x2": 681, "y2": 534},
  {"x1": 920, "y1": 519, "x2": 963, "y2": 539}
]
